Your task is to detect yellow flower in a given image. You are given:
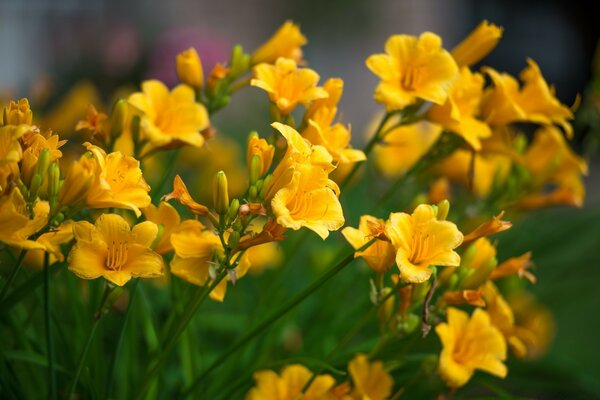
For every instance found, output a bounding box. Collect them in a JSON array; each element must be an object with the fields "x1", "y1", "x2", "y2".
[
  {"x1": 251, "y1": 58, "x2": 328, "y2": 115},
  {"x1": 385, "y1": 204, "x2": 463, "y2": 283},
  {"x1": 246, "y1": 364, "x2": 335, "y2": 400},
  {"x1": 247, "y1": 134, "x2": 275, "y2": 177},
  {"x1": 170, "y1": 220, "x2": 250, "y2": 302},
  {"x1": 176, "y1": 47, "x2": 204, "y2": 89},
  {"x1": 0, "y1": 188, "x2": 49, "y2": 250},
  {"x1": 161, "y1": 175, "x2": 209, "y2": 215},
  {"x1": 427, "y1": 67, "x2": 491, "y2": 150},
  {"x1": 75, "y1": 103, "x2": 108, "y2": 138},
  {"x1": 457, "y1": 237, "x2": 498, "y2": 289},
  {"x1": 83, "y1": 143, "x2": 151, "y2": 217},
  {"x1": 25, "y1": 221, "x2": 75, "y2": 268},
  {"x1": 0, "y1": 124, "x2": 24, "y2": 191},
  {"x1": 366, "y1": 32, "x2": 458, "y2": 111},
  {"x1": 481, "y1": 60, "x2": 574, "y2": 137},
  {"x1": 142, "y1": 202, "x2": 182, "y2": 255},
  {"x1": 268, "y1": 123, "x2": 344, "y2": 239},
  {"x1": 251, "y1": 21, "x2": 307, "y2": 65},
  {"x1": 302, "y1": 78, "x2": 366, "y2": 164},
  {"x1": 128, "y1": 80, "x2": 209, "y2": 151},
  {"x1": 67, "y1": 213, "x2": 164, "y2": 286},
  {"x1": 347, "y1": 354, "x2": 393, "y2": 400},
  {"x1": 58, "y1": 159, "x2": 94, "y2": 207},
  {"x1": 451, "y1": 21, "x2": 503, "y2": 67},
  {"x1": 3, "y1": 98, "x2": 33, "y2": 125},
  {"x1": 373, "y1": 120, "x2": 442, "y2": 177},
  {"x1": 20, "y1": 130, "x2": 65, "y2": 186},
  {"x1": 436, "y1": 307, "x2": 507, "y2": 388},
  {"x1": 490, "y1": 252, "x2": 535, "y2": 283},
  {"x1": 342, "y1": 215, "x2": 395, "y2": 274},
  {"x1": 519, "y1": 126, "x2": 587, "y2": 209},
  {"x1": 508, "y1": 292, "x2": 555, "y2": 360}
]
